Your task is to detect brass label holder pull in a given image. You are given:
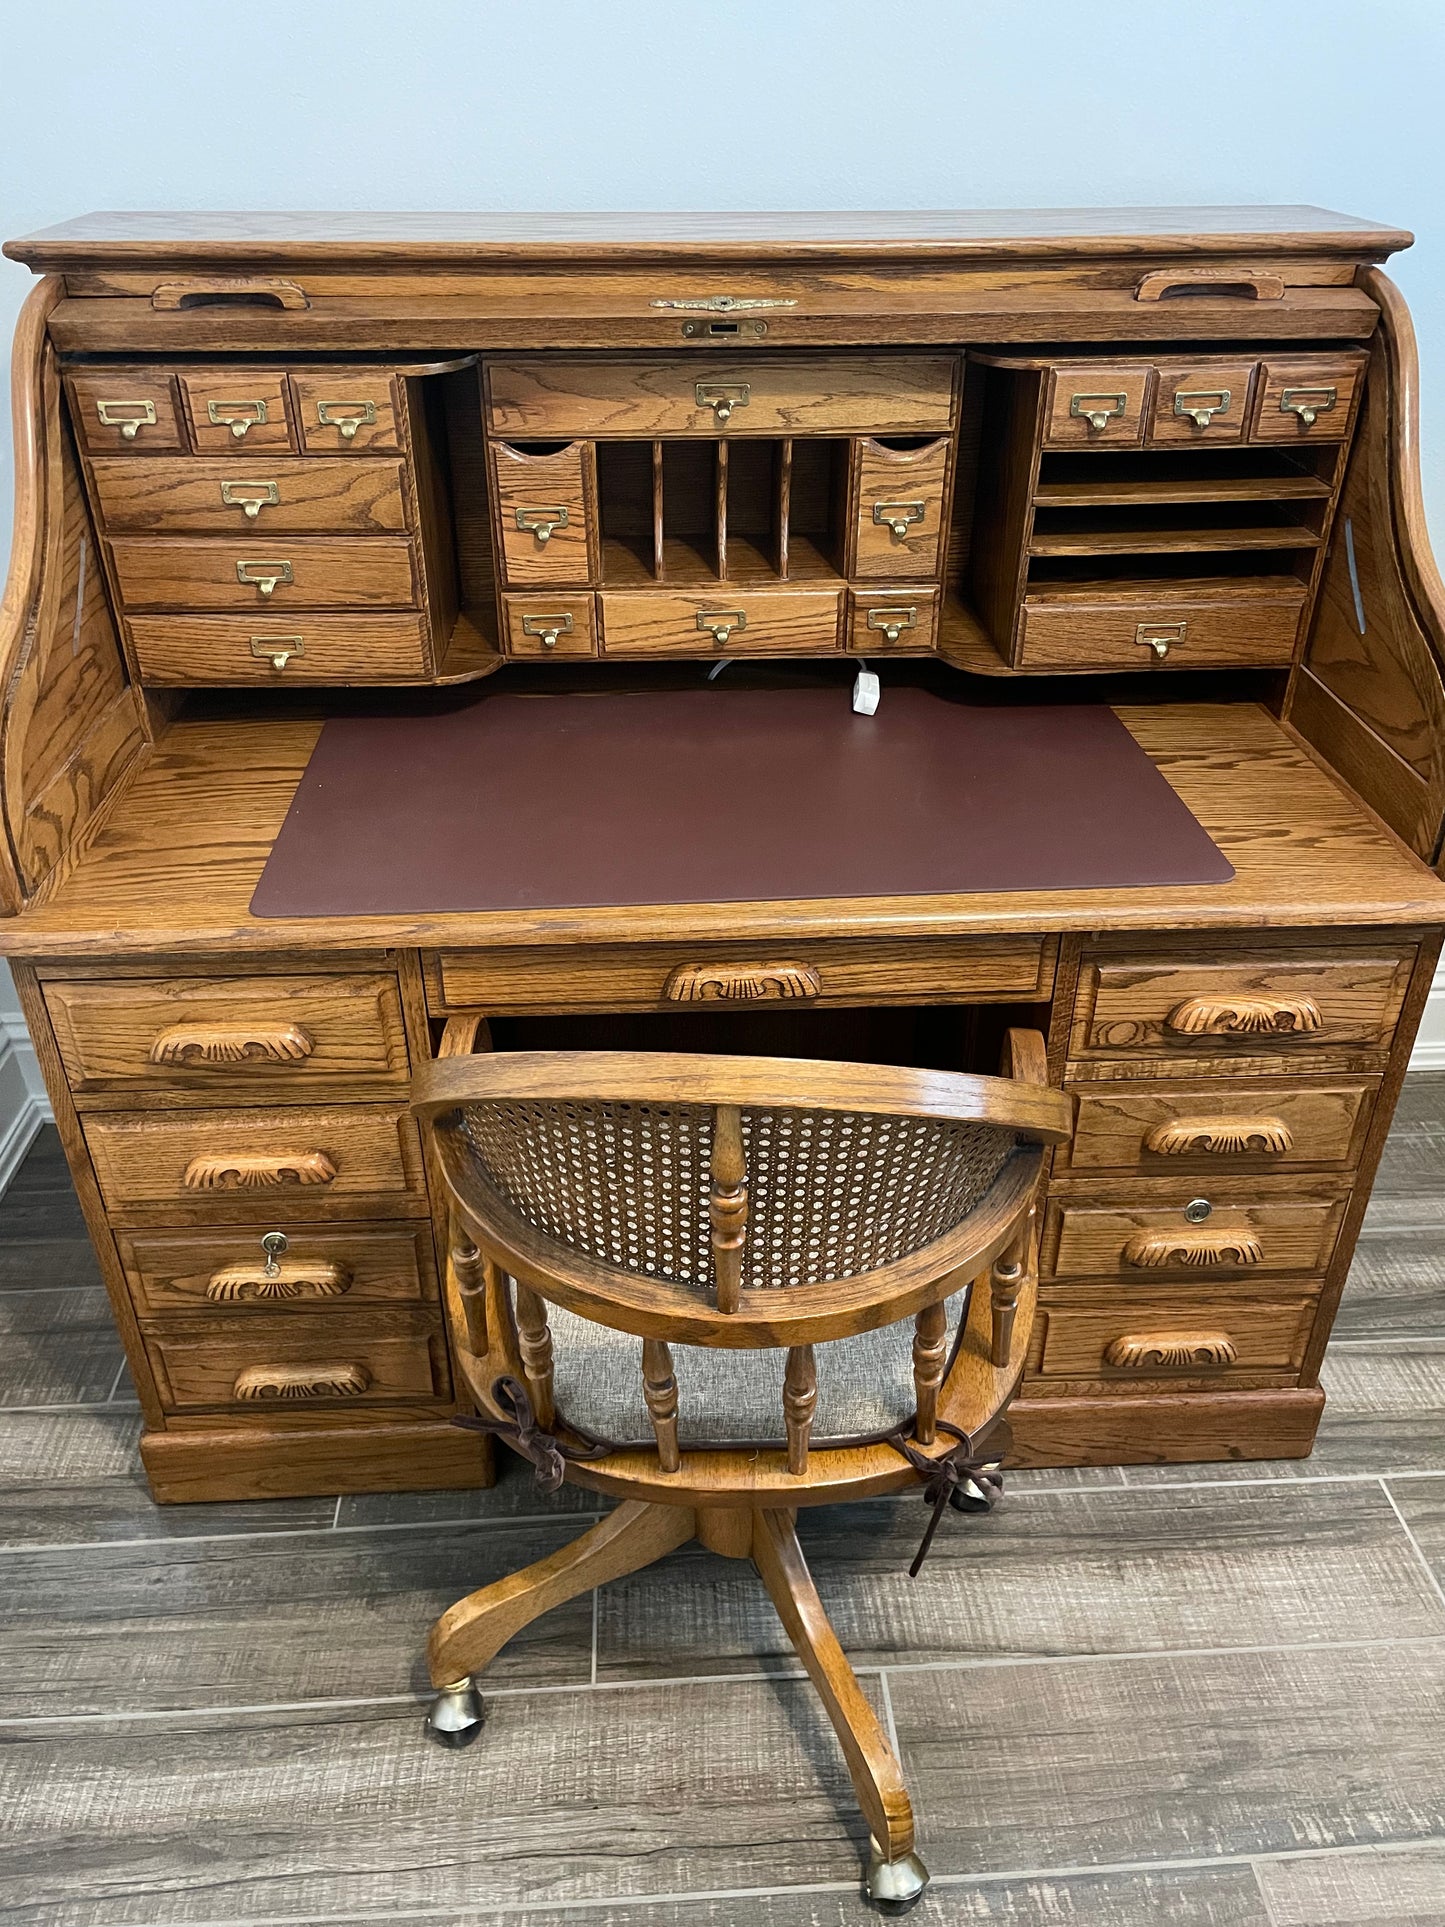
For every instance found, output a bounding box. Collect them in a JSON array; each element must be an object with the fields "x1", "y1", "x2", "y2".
[
  {"x1": 316, "y1": 399, "x2": 377, "y2": 441},
  {"x1": 207, "y1": 398, "x2": 269, "y2": 440},
  {"x1": 696, "y1": 608, "x2": 747, "y2": 645},
  {"x1": 1069, "y1": 391, "x2": 1128, "y2": 431},
  {"x1": 236, "y1": 559, "x2": 294, "y2": 599},
  {"x1": 514, "y1": 505, "x2": 569, "y2": 547},
  {"x1": 1280, "y1": 385, "x2": 1337, "y2": 427},
  {"x1": 872, "y1": 500, "x2": 926, "y2": 541},
  {"x1": 695, "y1": 382, "x2": 750, "y2": 424},
  {"x1": 96, "y1": 398, "x2": 156, "y2": 440},
  {"x1": 521, "y1": 612, "x2": 574, "y2": 650},
  {"x1": 220, "y1": 480, "x2": 280, "y2": 519},
  {"x1": 1173, "y1": 388, "x2": 1231, "y2": 428},
  {"x1": 1135, "y1": 620, "x2": 1187, "y2": 660},
  {"x1": 866, "y1": 606, "x2": 918, "y2": 644},
  {"x1": 249, "y1": 635, "x2": 304, "y2": 670}
]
